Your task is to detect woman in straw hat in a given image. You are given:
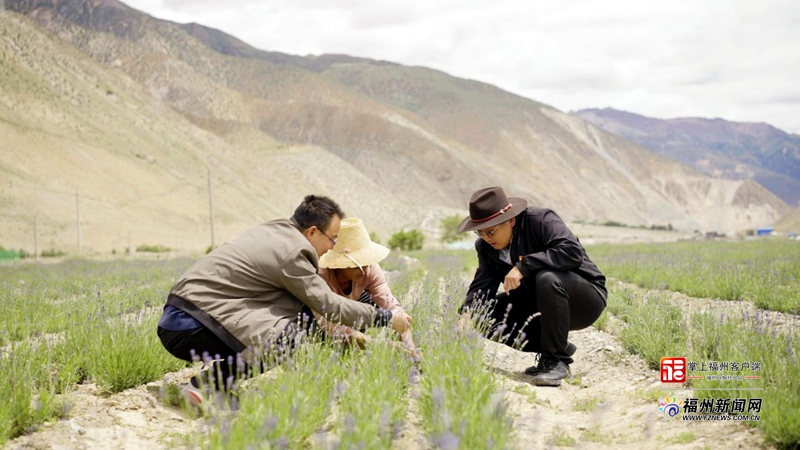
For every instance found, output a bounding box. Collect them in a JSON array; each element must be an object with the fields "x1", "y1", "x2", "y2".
[
  {"x1": 457, "y1": 187, "x2": 607, "y2": 386},
  {"x1": 317, "y1": 218, "x2": 418, "y2": 352}
]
